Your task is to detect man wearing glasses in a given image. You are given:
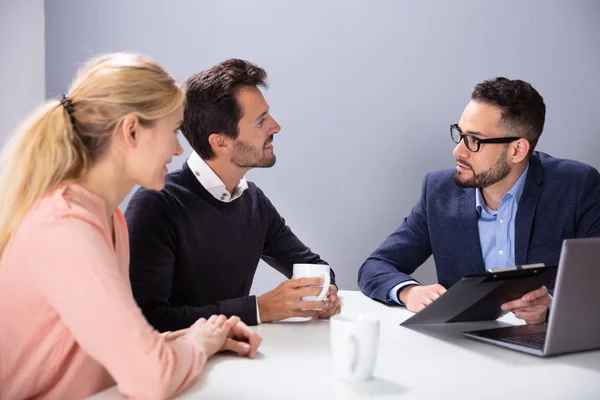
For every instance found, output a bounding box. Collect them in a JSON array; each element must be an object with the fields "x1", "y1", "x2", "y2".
[{"x1": 358, "y1": 77, "x2": 600, "y2": 325}]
